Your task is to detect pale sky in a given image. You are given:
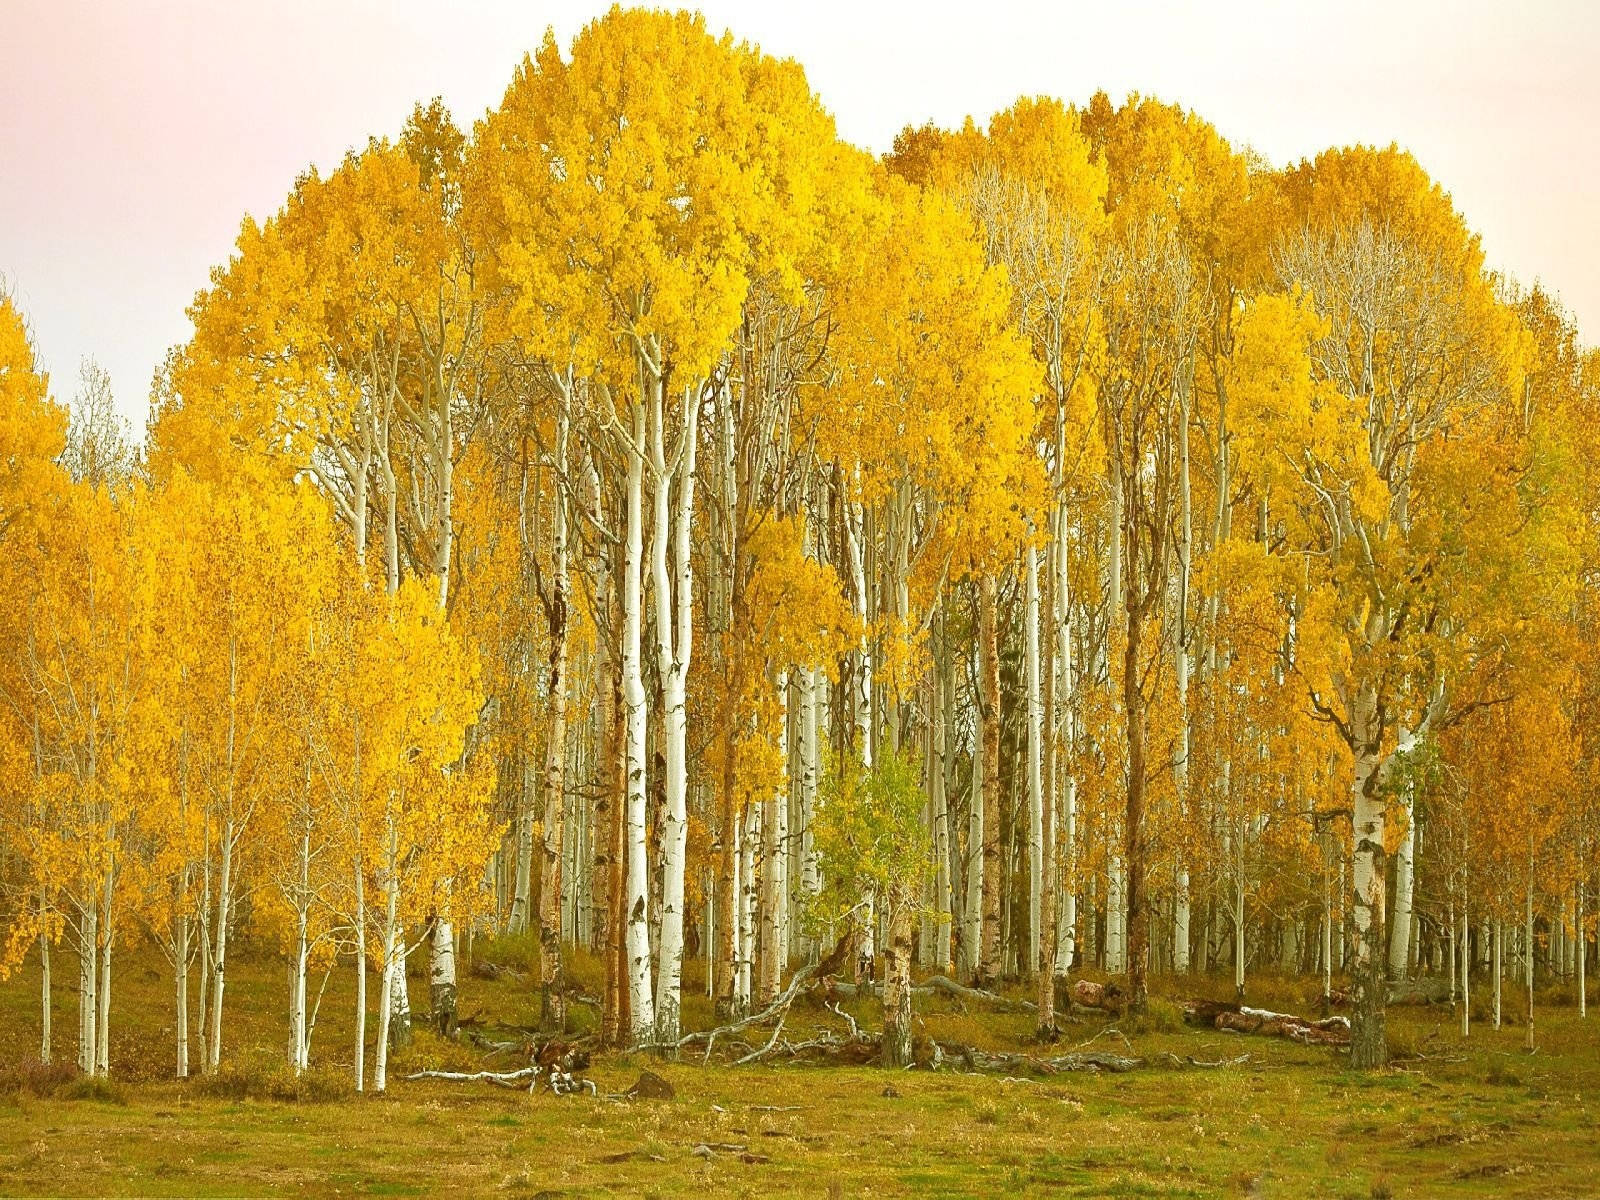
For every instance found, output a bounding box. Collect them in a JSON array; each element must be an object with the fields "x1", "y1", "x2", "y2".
[{"x1": 3, "y1": 0, "x2": 1597, "y2": 428}]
